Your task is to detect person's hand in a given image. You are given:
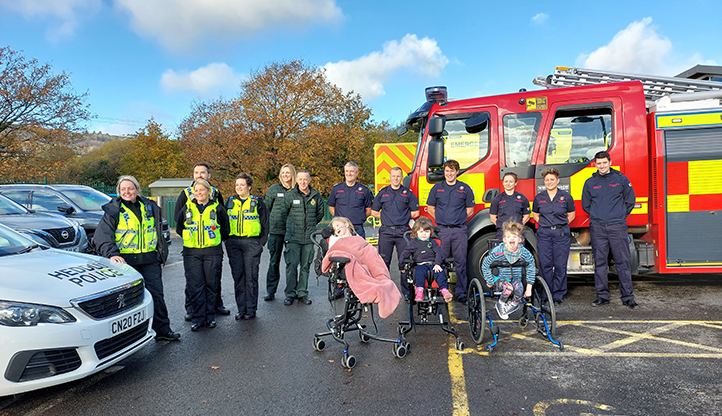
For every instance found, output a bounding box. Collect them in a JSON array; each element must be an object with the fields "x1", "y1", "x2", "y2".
[
  {"x1": 110, "y1": 255, "x2": 126, "y2": 264},
  {"x1": 524, "y1": 284, "x2": 532, "y2": 298},
  {"x1": 433, "y1": 264, "x2": 442, "y2": 273}
]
